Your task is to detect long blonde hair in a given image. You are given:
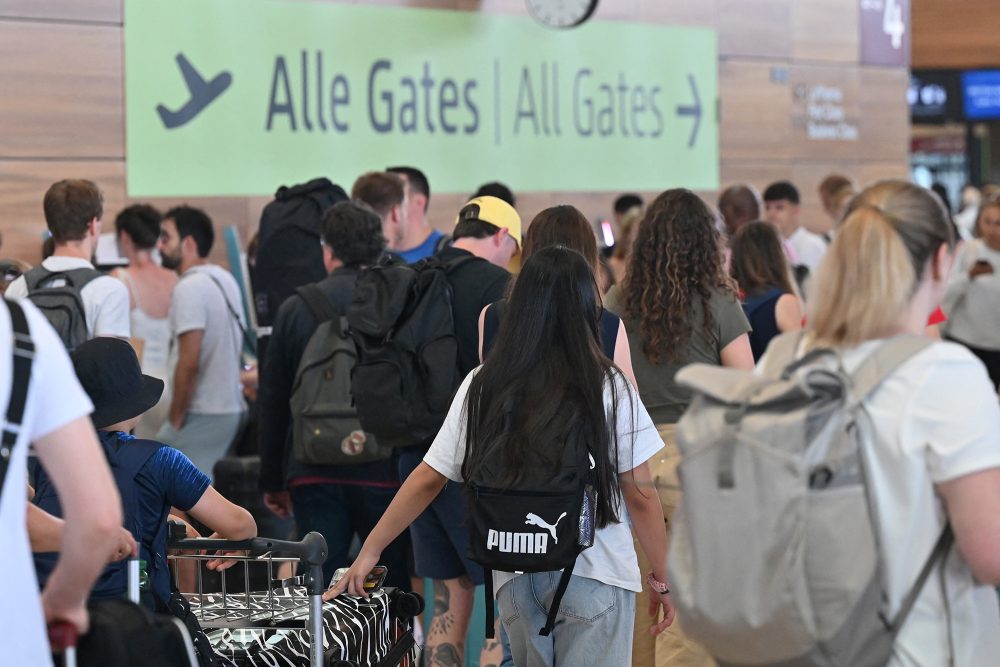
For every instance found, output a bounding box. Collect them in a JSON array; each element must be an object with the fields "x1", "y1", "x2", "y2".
[{"x1": 808, "y1": 181, "x2": 954, "y2": 348}]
